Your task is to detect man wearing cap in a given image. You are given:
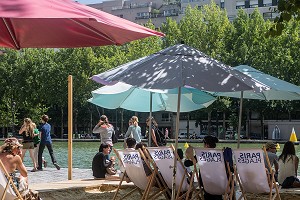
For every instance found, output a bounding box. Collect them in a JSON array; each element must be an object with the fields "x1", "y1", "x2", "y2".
[{"x1": 263, "y1": 142, "x2": 279, "y2": 180}]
